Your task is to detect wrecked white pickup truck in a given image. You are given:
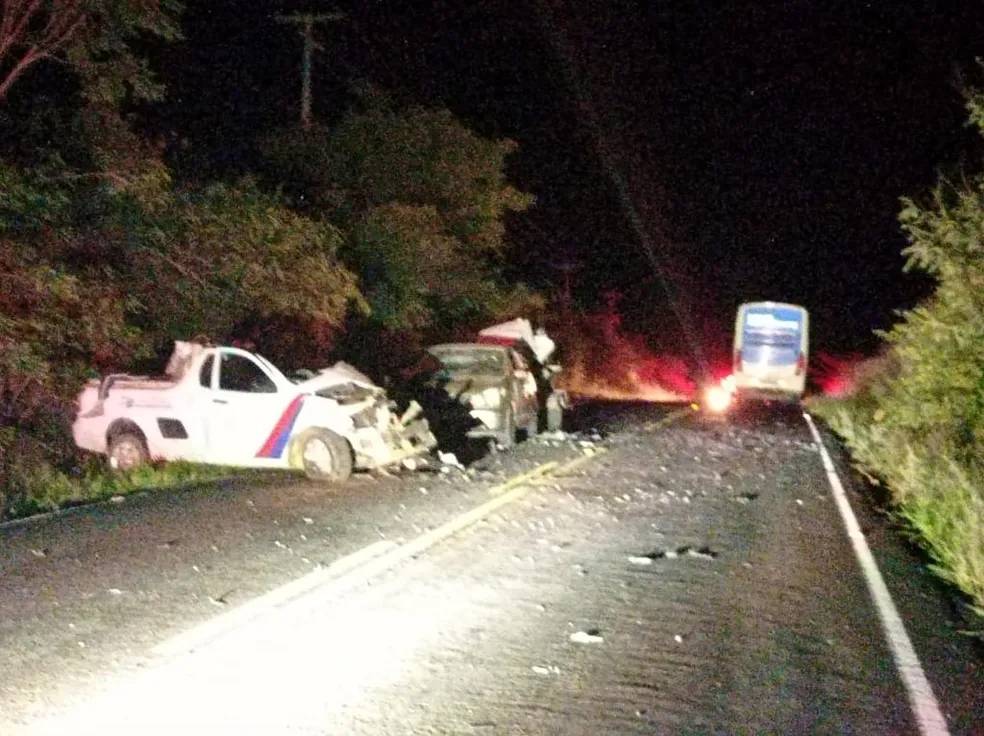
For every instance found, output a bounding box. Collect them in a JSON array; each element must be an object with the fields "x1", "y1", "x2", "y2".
[{"x1": 73, "y1": 342, "x2": 436, "y2": 481}]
